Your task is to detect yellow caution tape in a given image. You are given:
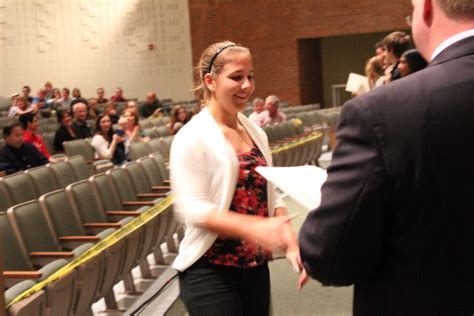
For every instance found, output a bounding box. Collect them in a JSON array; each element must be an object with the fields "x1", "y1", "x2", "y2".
[
  {"x1": 271, "y1": 131, "x2": 323, "y2": 154},
  {"x1": 7, "y1": 196, "x2": 173, "y2": 308}
]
